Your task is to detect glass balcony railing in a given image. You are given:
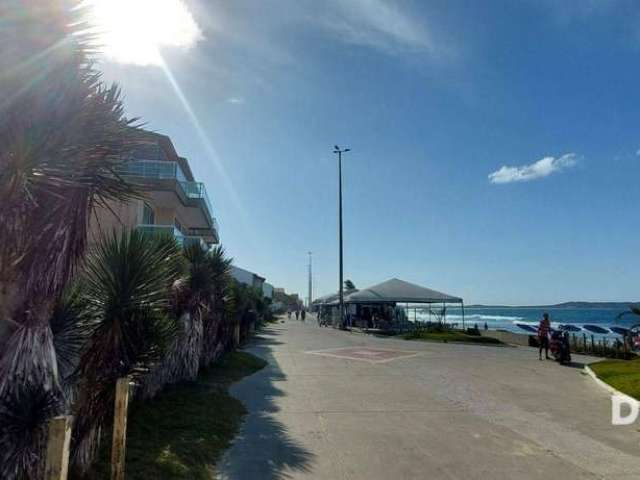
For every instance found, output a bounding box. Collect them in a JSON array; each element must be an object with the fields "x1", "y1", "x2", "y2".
[
  {"x1": 115, "y1": 160, "x2": 218, "y2": 233},
  {"x1": 115, "y1": 159, "x2": 187, "y2": 182},
  {"x1": 137, "y1": 225, "x2": 208, "y2": 251},
  {"x1": 137, "y1": 224, "x2": 184, "y2": 242},
  {"x1": 183, "y1": 235, "x2": 208, "y2": 250},
  {"x1": 178, "y1": 180, "x2": 218, "y2": 232}
]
